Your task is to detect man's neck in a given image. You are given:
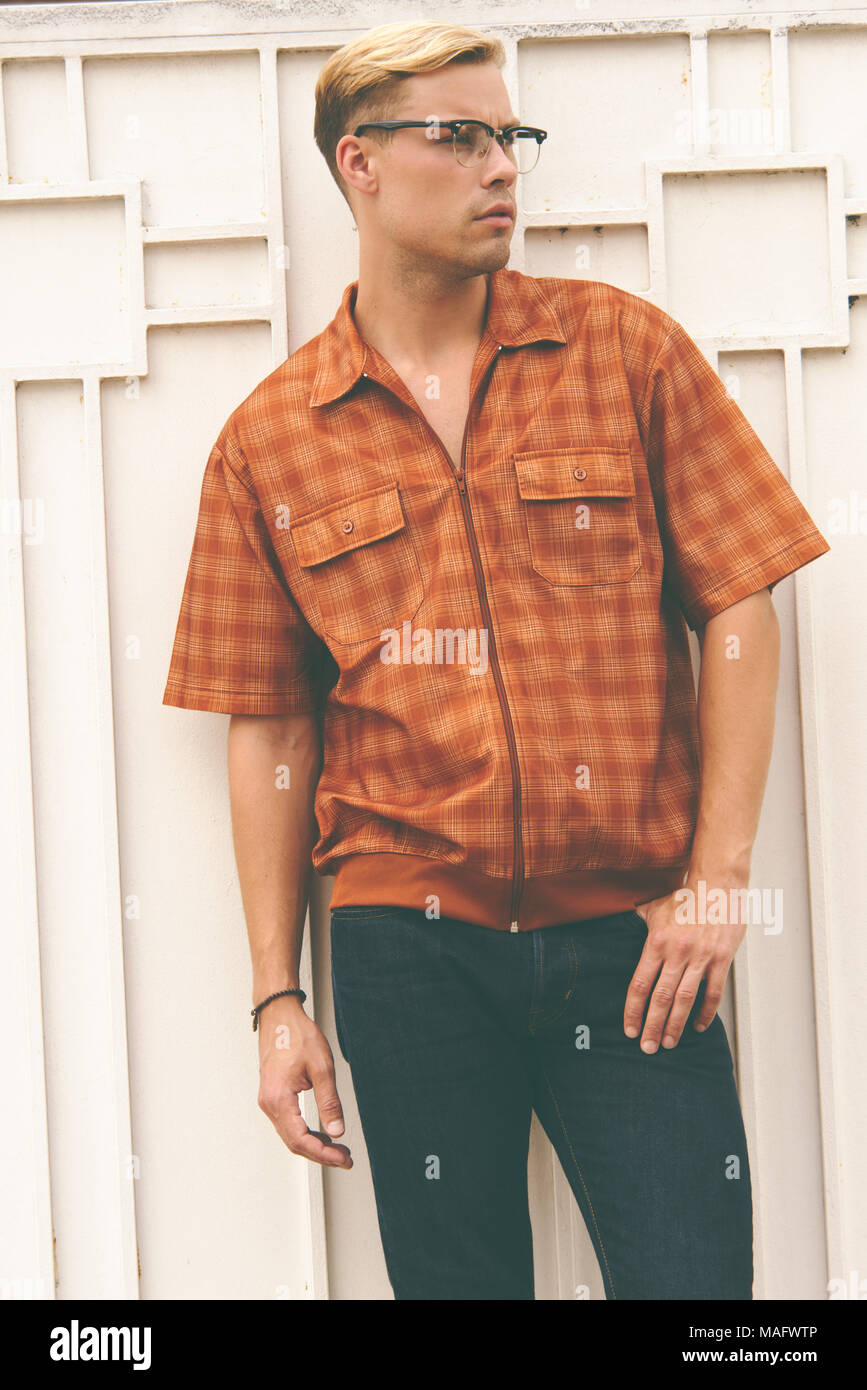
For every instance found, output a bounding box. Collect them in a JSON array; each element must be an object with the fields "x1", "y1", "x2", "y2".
[{"x1": 351, "y1": 263, "x2": 491, "y2": 371}]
